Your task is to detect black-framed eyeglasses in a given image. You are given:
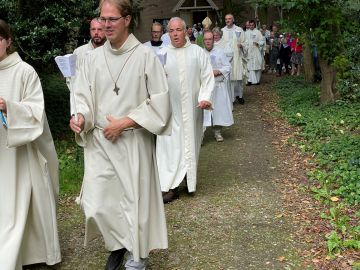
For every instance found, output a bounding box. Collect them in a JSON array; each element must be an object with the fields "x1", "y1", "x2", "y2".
[{"x1": 97, "y1": 16, "x2": 125, "y2": 24}]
